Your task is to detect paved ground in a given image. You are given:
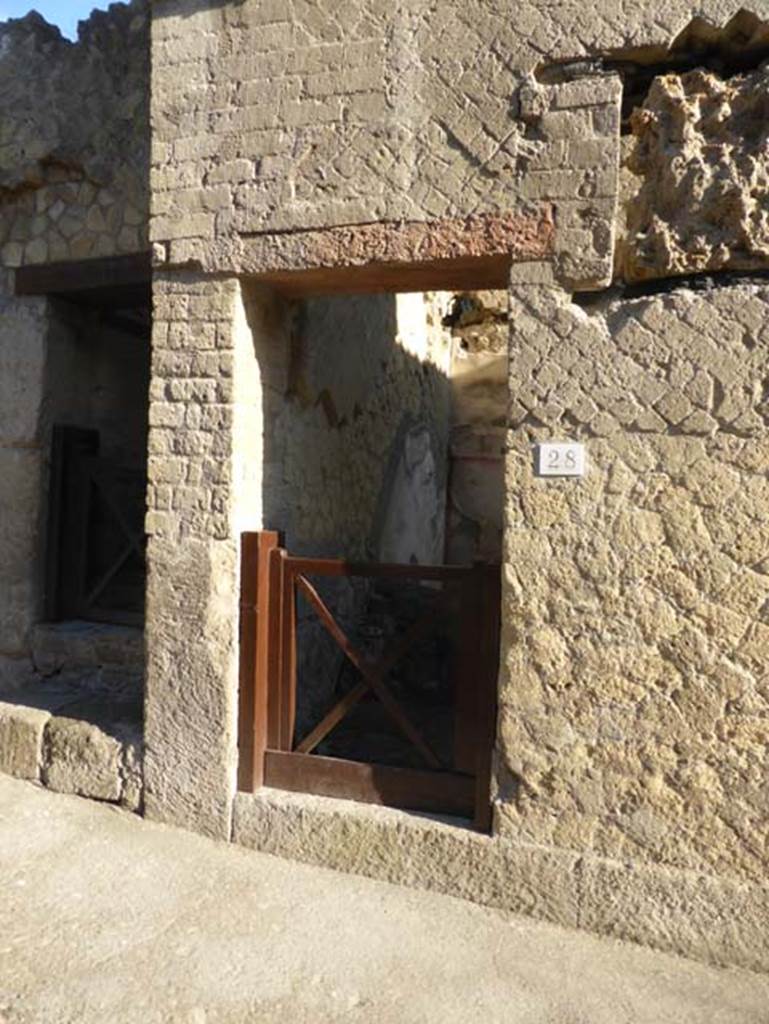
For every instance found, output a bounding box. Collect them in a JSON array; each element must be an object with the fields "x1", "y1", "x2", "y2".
[{"x1": 1, "y1": 777, "x2": 767, "y2": 1024}]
